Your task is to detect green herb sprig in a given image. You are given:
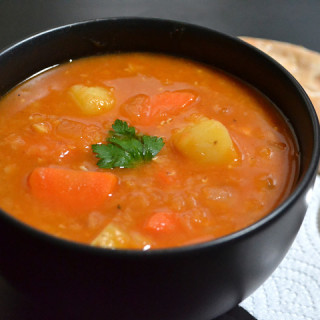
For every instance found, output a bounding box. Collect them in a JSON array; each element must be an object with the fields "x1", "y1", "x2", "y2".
[{"x1": 92, "y1": 120, "x2": 164, "y2": 169}]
